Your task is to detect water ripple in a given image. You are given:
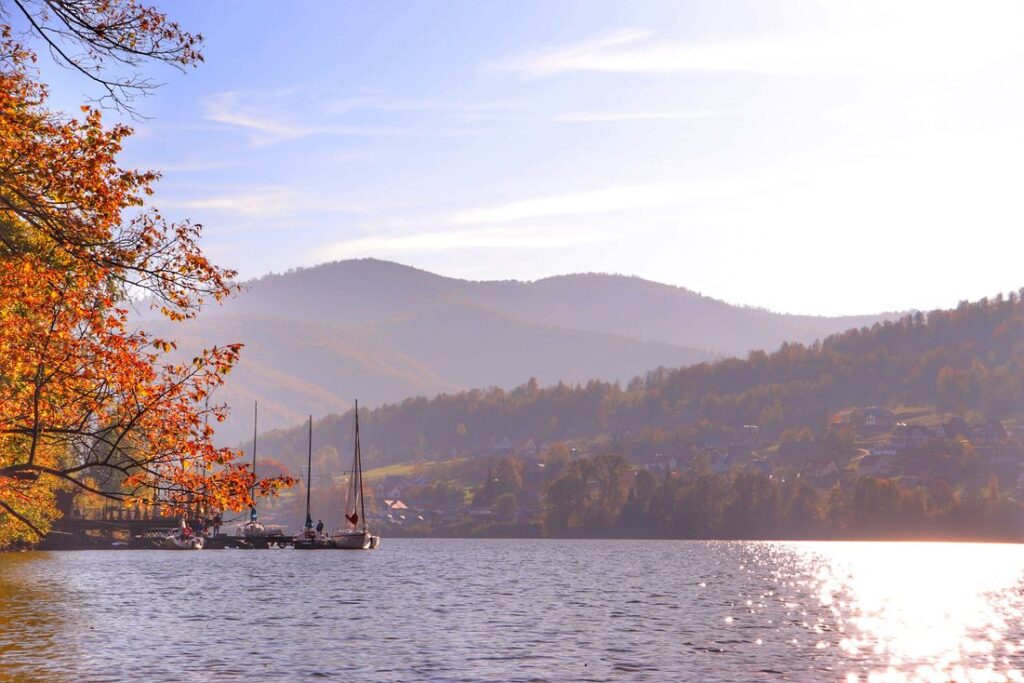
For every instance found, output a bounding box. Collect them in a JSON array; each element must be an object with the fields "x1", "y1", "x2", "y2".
[{"x1": 2, "y1": 540, "x2": 1024, "y2": 681}]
